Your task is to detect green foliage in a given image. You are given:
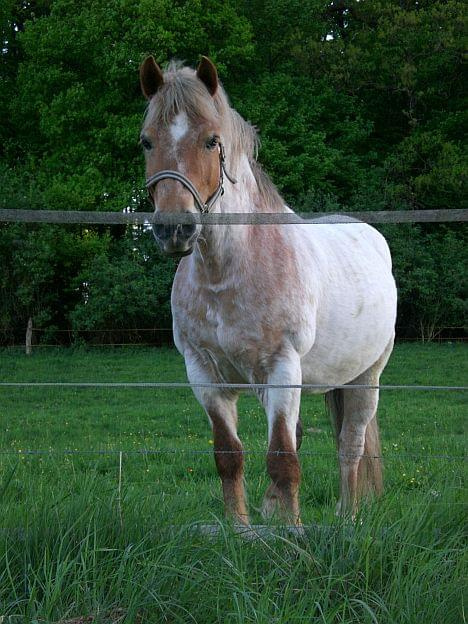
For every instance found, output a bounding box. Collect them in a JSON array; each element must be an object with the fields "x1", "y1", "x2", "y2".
[
  {"x1": 6, "y1": 0, "x2": 253, "y2": 212},
  {"x1": 0, "y1": 223, "x2": 109, "y2": 343},
  {"x1": 384, "y1": 224, "x2": 467, "y2": 340},
  {"x1": 319, "y1": 0, "x2": 467, "y2": 210},
  {"x1": 70, "y1": 232, "x2": 175, "y2": 336},
  {"x1": 236, "y1": 73, "x2": 372, "y2": 202},
  {"x1": 383, "y1": 127, "x2": 467, "y2": 209},
  {"x1": 0, "y1": 0, "x2": 466, "y2": 341}
]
